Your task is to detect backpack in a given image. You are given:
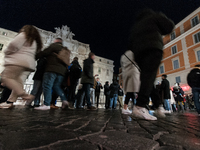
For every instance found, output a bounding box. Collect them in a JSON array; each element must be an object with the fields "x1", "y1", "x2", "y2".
[{"x1": 70, "y1": 64, "x2": 82, "y2": 79}]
